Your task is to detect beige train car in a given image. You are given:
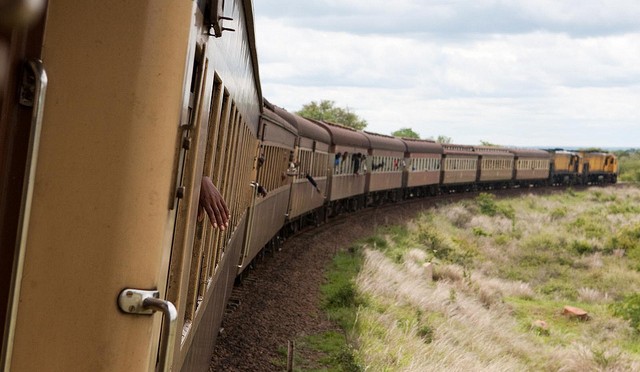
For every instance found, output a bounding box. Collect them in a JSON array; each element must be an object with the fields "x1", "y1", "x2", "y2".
[
  {"x1": 440, "y1": 144, "x2": 479, "y2": 191},
  {"x1": 402, "y1": 138, "x2": 443, "y2": 197},
  {"x1": 272, "y1": 105, "x2": 330, "y2": 224},
  {"x1": 474, "y1": 146, "x2": 515, "y2": 186},
  {"x1": 1, "y1": 1, "x2": 261, "y2": 371},
  {"x1": 239, "y1": 103, "x2": 297, "y2": 273},
  {"x1": 511, "y1": 149, "x2": 551, "y2": 186},
  {"x1": 364, "y1": 131, "x2": 406, "y2": 199},
  {"x1": 316, "y1": 120, "x2": 369, "y2": 212}
]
